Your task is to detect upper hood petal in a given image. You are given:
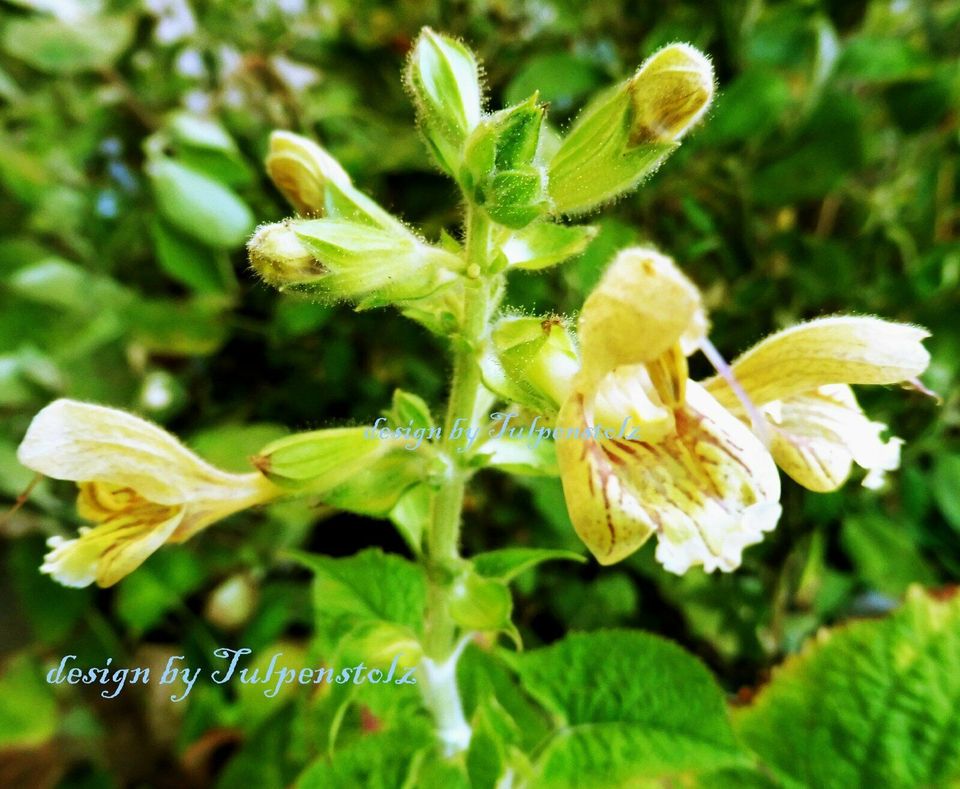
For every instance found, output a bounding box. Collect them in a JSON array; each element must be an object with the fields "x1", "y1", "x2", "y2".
[{"x1": 704, "y1": 317, "x2": 930, "y2": 413}]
